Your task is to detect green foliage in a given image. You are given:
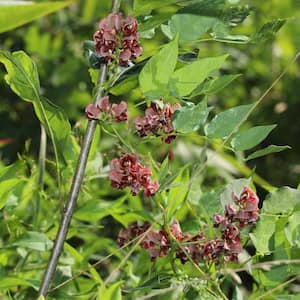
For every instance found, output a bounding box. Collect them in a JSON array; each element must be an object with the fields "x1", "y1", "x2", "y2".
[
  {"x1": 0, "y1": 0, "x2": 299, "y2": 299},
  {"x1": 97, "y1": 281, "x2": 123, "y2": 300},
  {"x1": 205, "y1": 103, "x2": 255, "y2": 139},
  {"x1": 0, "y1": 1, "x2": 73, "y2": 33},
  {"x1": 0, "y1": 50, "x2": 78, "y2": 164},
  {"x1": 169, "y1": 14, "x2": 219, "y2": 41},
  {"x1": 11, "y1": 231, "x2": 53, "y2": 251},
  {"x1": 201, "y1": 74, "x2": 242, "y2": 95},
  {"x1": 251, "y1": 19, "x2": 287, "y2": 43},
  {"x1": 169, "y1": 54, "x2": 228, "y2": 97},
  {"x1": 245, "y1": 145, "x2": 291, "y2": 160},
  {"x1": 231, "y1": 124, "x2": 277, "y2": 151},
  {"x1": 172, "y1": 100, "x2": 209, "y2": 134},
  {"x1": 139, "y1": 37, "x2": 178, "y2": 98},
  {"x1": 250, "y1": 187, "x2": 300, "y2": 254}
]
